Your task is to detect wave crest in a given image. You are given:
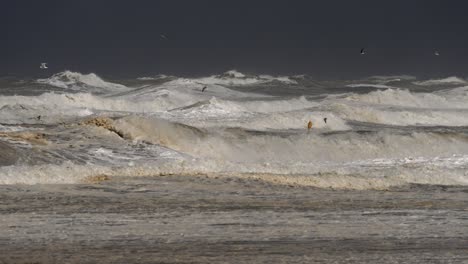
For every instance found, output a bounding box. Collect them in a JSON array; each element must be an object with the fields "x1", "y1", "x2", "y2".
[
  {"x1": 37, "y1": 71, "x2": 128, "y2": 92},
  {"x1": 413, "y1": 76, "x2": 467, "y2": 86}
]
